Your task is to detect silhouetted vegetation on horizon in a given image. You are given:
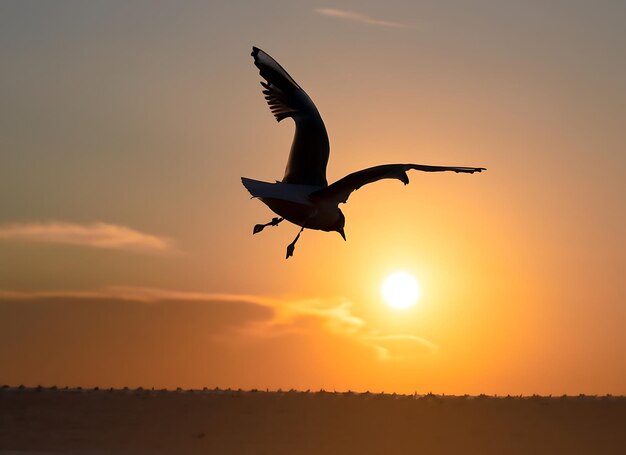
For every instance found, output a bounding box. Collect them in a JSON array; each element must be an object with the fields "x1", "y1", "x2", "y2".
[{"x1": 0, "y1": 385, "x2": 623, "y2": 400}]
